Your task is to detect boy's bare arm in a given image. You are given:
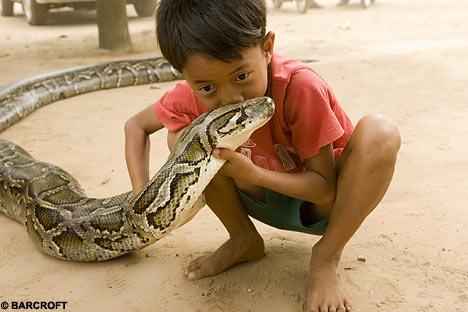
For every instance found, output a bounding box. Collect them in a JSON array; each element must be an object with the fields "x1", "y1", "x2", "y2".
[
  {"x1": 124, "y1": 104, "x2": 165, "y2": 195},
  {"x1": 215, "y1": 144, "x2": 337, "y2": 205}
]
